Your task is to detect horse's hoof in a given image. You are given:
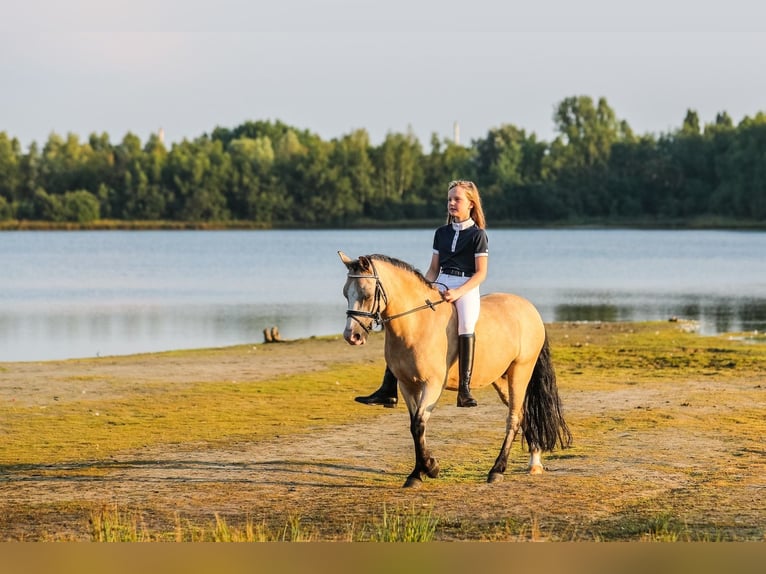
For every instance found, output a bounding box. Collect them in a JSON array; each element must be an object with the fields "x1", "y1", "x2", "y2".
[
  {"x1": 487, "y1": 472, "x2": 504, "y2": 484},
  {"x1": 529, "y1": 464, "x2": 545, "y2": 475},
  {"x1": 403, "y1": 476, "x2": 423, "y2": 489}
]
